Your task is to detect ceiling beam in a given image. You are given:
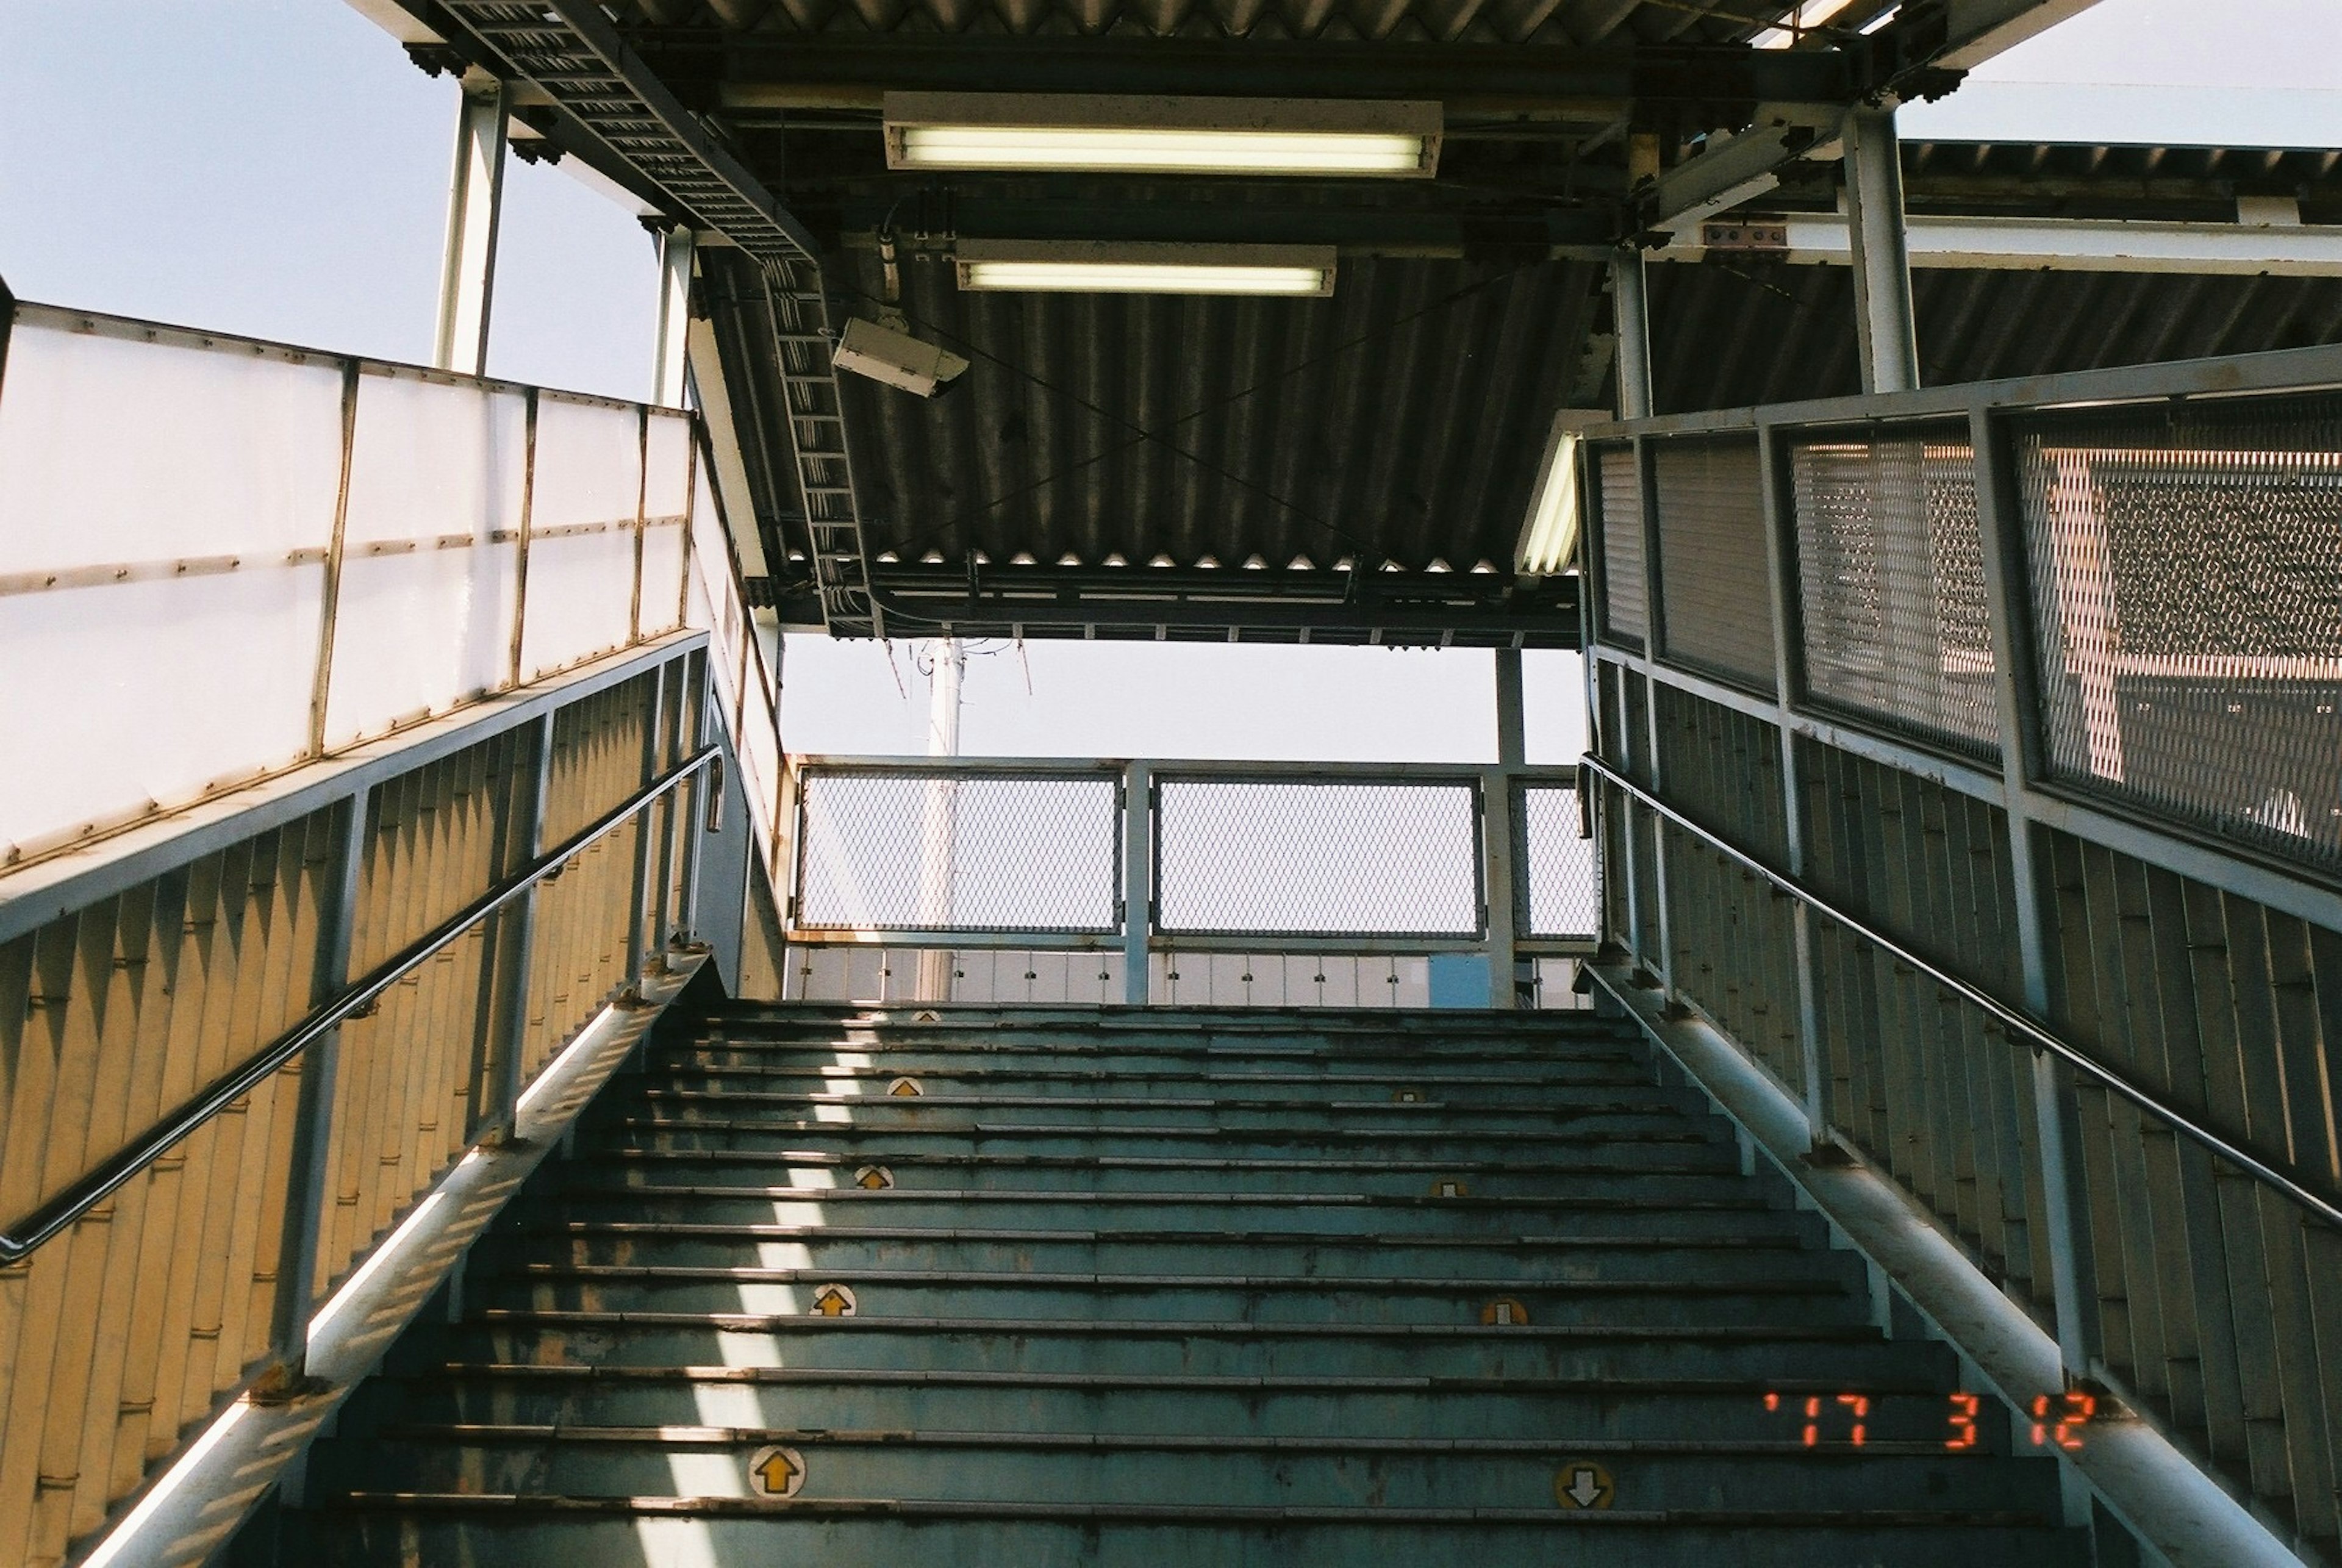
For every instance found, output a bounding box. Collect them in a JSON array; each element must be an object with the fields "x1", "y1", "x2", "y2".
[
  {"x1": 837, "y1": 196, "x2": 1626, "y2": 257},
  {"x1": 625, "y1": 34, "x2": 1856, "y2": 117}
]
